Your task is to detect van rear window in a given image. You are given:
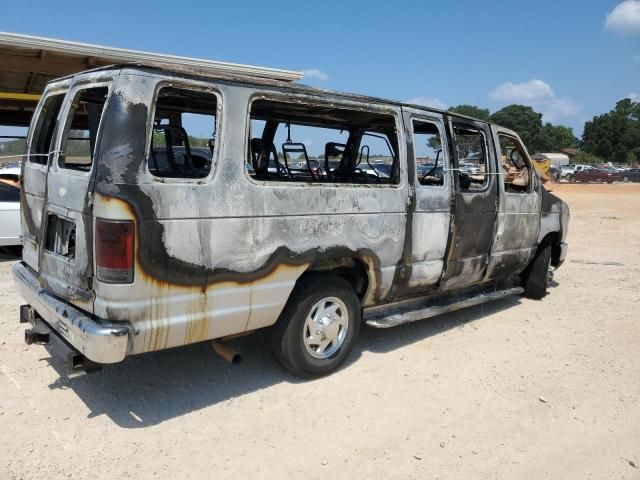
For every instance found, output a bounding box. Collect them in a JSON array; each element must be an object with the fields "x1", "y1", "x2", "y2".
[
  {"x1": 148, "y1": 87, "x2": 218, "y2": 179},
  {"x1": 59, "y1": 87, "x2": 109, "y2": 172},
  {"x1": 29, "y1": 93, "x2": 65, "y2": 164}
]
